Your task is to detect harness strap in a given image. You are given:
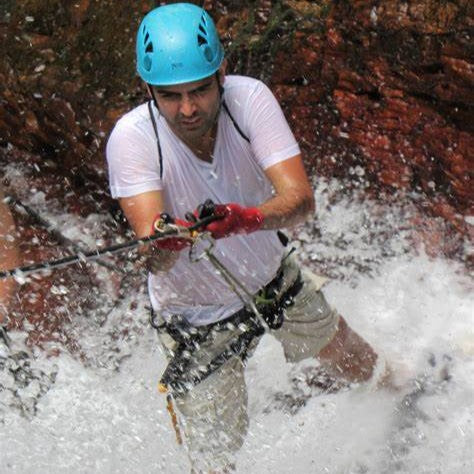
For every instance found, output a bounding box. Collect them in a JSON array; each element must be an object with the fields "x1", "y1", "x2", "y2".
[
  {"x1": 259, "y1": 270, "x2": 303, "y2": 330},
  {"x1": 159, "y1": 321, "x2": 263, "y2": 396},
  {"x1": 154, "y1": 269, "x2": 303, "y2": 396}
]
